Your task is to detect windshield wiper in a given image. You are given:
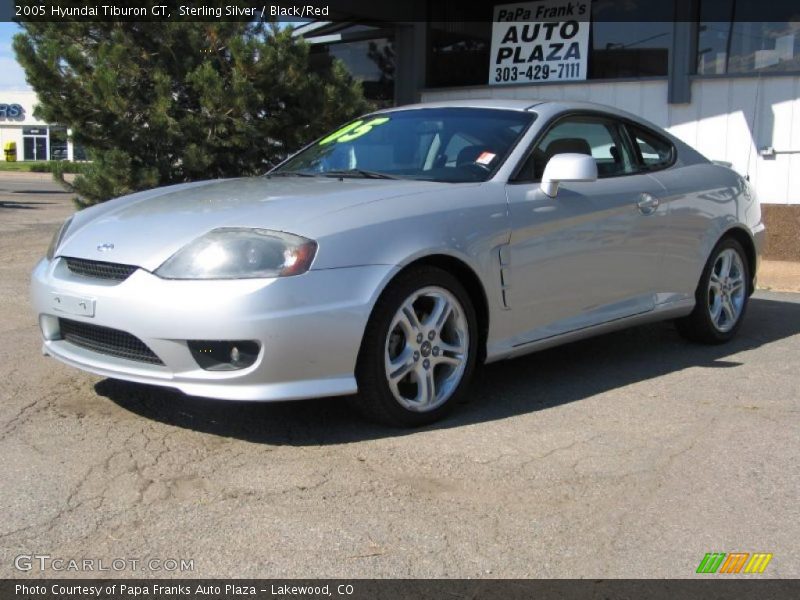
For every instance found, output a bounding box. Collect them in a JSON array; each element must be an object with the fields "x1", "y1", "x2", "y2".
[
  {"x1": 266, "y1": 171, "x2": 320, "y2": 178},
  {"x1": 324, "y1": 169, "x2": 399, "y2": 180}
]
